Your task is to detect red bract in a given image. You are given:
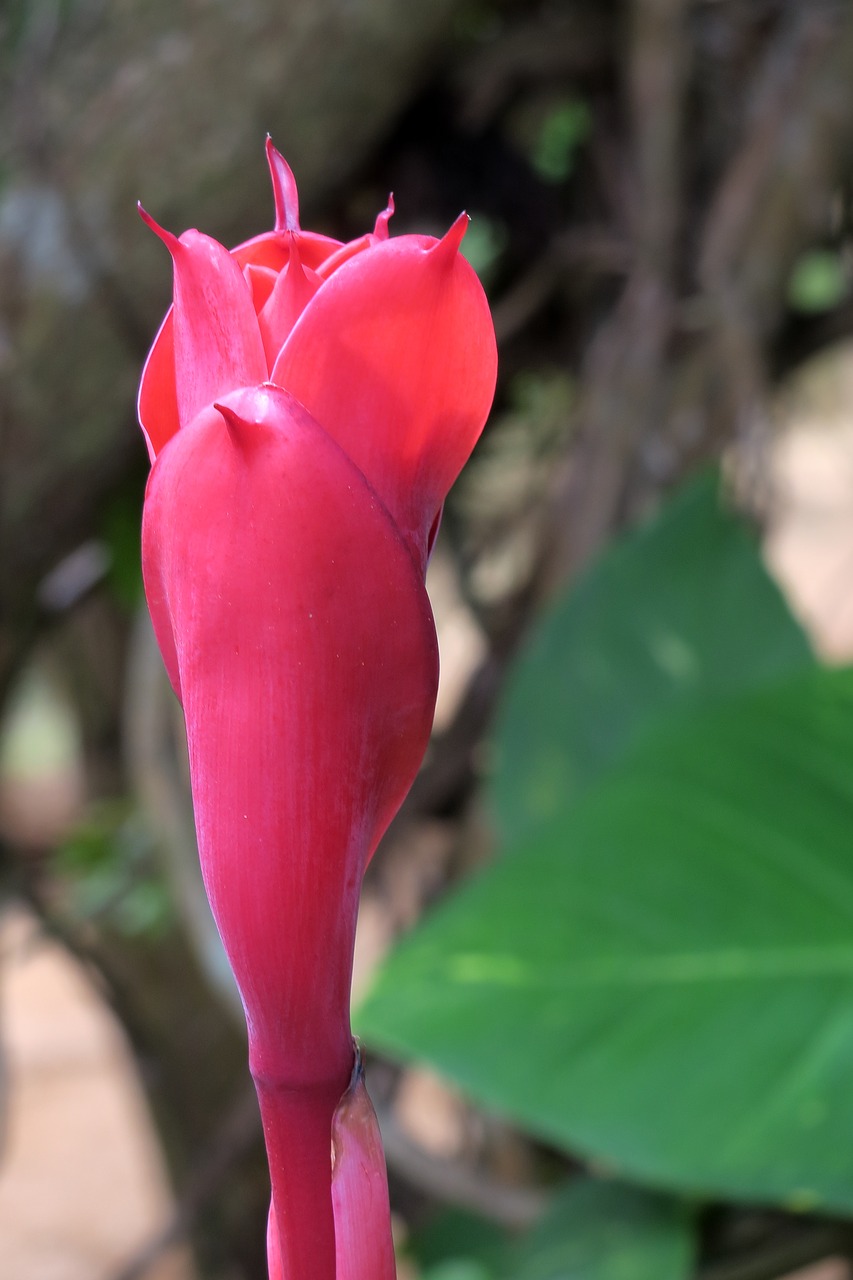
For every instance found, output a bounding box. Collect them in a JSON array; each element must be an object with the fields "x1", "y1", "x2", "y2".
[{"x1": 138, "y1": 140, "x2": 496, "y2": 1279}]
